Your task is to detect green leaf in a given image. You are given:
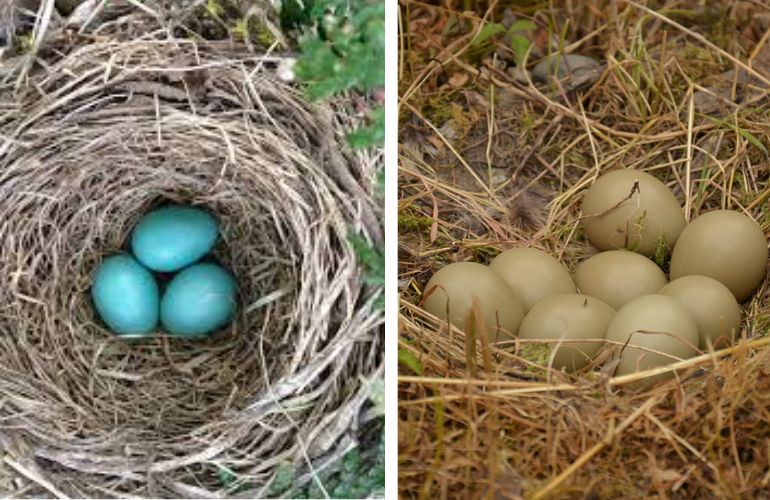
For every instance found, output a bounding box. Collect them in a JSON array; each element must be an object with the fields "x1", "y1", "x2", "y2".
[
  {"x1": 217, "y1": 466, "x2": 237, "y2": 486},
  {"x1": 703, "y1": 115, "x2": 769, "y2": 155},
  {"x1": 470, "y1": 23, "x2": 506, "y2": 49},
  {"x1": 348, "y1": 107, "x2": 384, "y2": 148},
  {"x1": 510, "y1": 34, "x2": 531, "y2": 67},
  {"x1": 508, "y1": 19, "x2": 537, "y2": 33},
  {"x1": 736, "y1": 128, "x2": 768, "y2": 154},
  {"x1": 398, "y1": 349, "x2": 423, "y2": 374},
  {"x1": 348, "y1": 232, "x2": 384, "y2": 286},
  {"x1": 268, "y1": 461, "x2": 296, "y2": 496}
]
